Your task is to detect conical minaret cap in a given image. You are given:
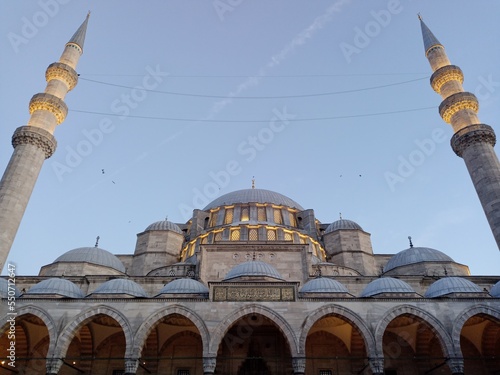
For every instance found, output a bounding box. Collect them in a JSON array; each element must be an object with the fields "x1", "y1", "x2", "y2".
[
  {"x1": 67, "y1": 12, "x2": 90, "y2": 51},
  {"x1": 419, "y1": 15, "x2": 442, "y2": 54}
]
